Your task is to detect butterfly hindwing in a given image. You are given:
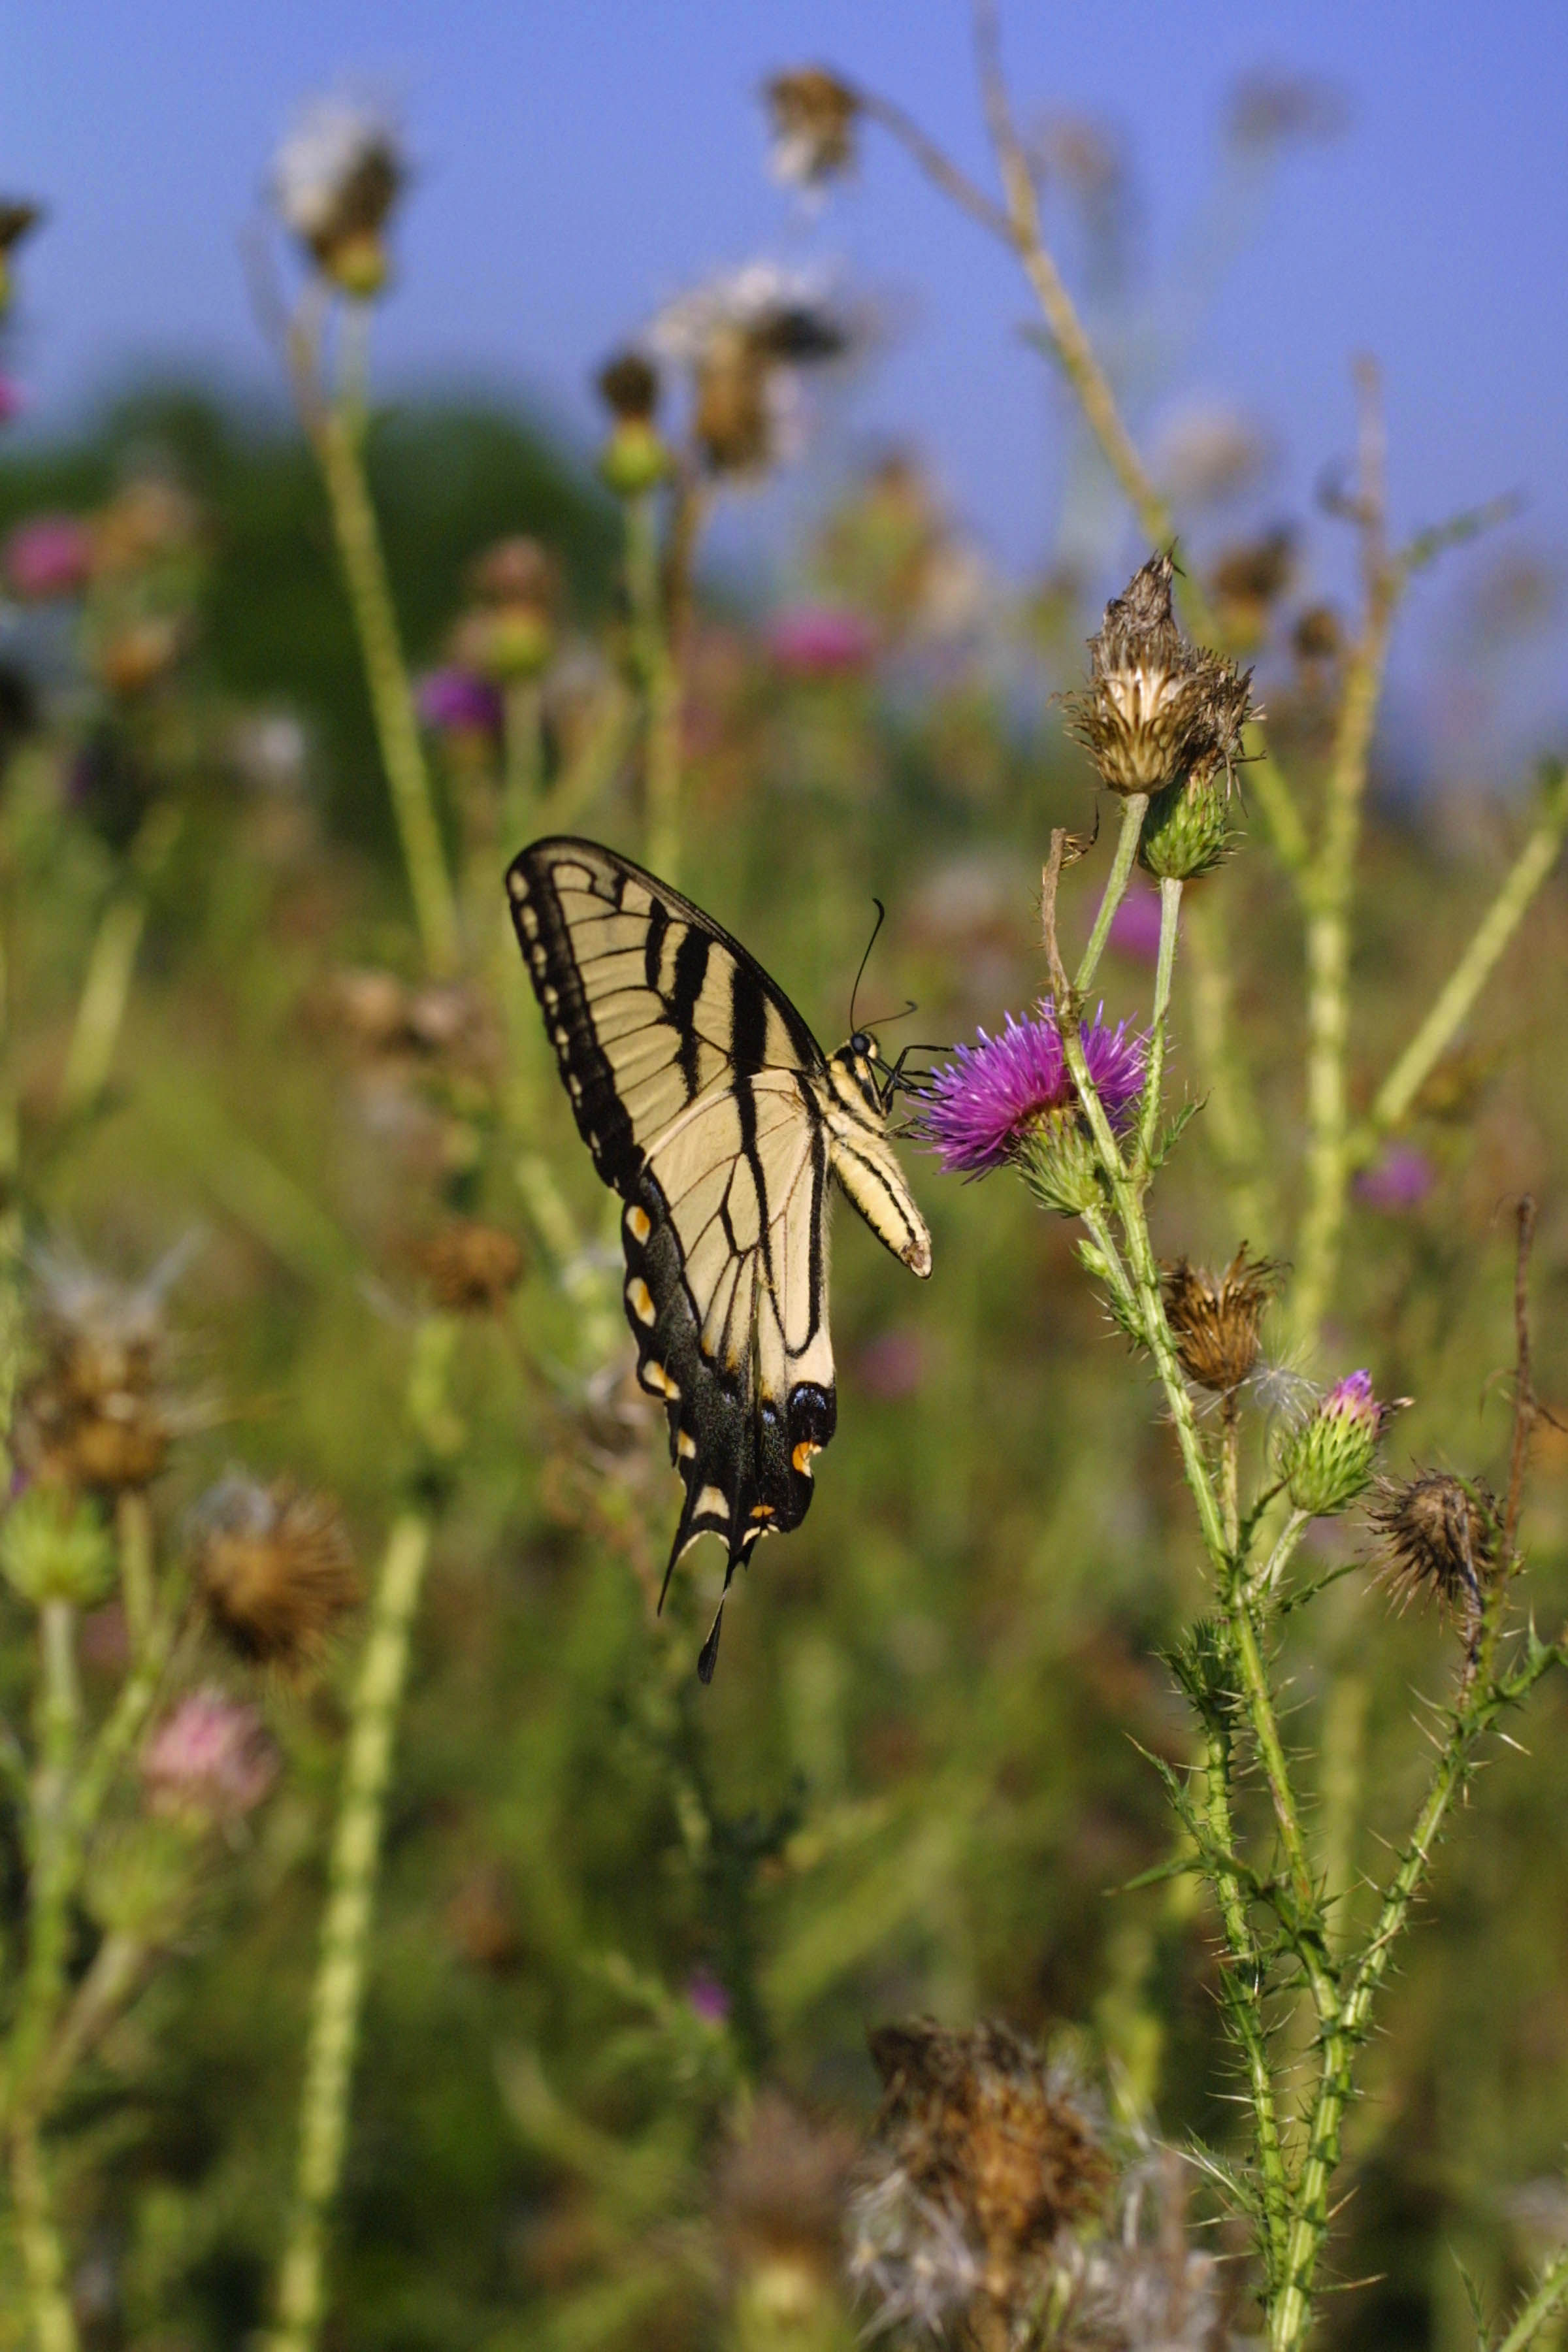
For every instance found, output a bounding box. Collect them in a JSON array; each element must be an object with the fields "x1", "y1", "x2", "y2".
[{"x1": 506, "y1": 836, "x2": 926, "y2": 1677}]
